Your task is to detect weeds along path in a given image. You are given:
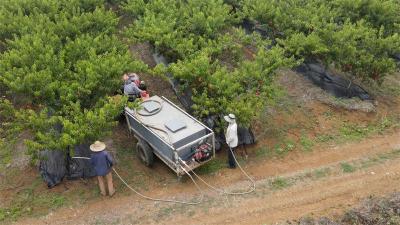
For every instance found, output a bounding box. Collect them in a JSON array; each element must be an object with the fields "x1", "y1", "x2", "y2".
[
  {"x1": 247, "y1": 131, "x2": 400, "y2": 180},
  {"x1": 167, "y1": 151, "x2": 400, "y2": 225},
  {"x1": 16, "y1": 131, "x2": 400, "y2": 225}
]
